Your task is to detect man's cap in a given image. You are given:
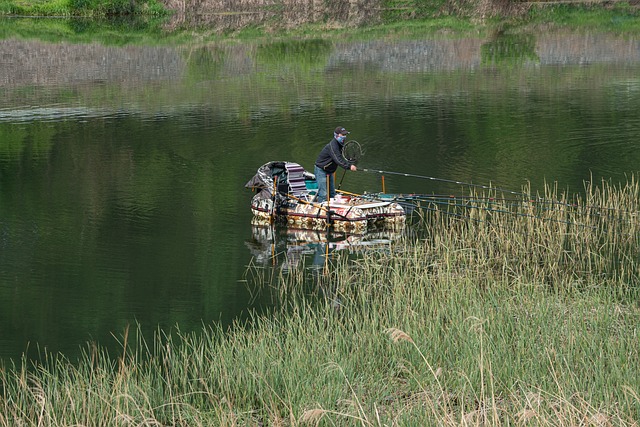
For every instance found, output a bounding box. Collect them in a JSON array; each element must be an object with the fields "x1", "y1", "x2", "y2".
[{"x1": 334, "y1": 126, "x2": 350, "y2": 135}]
